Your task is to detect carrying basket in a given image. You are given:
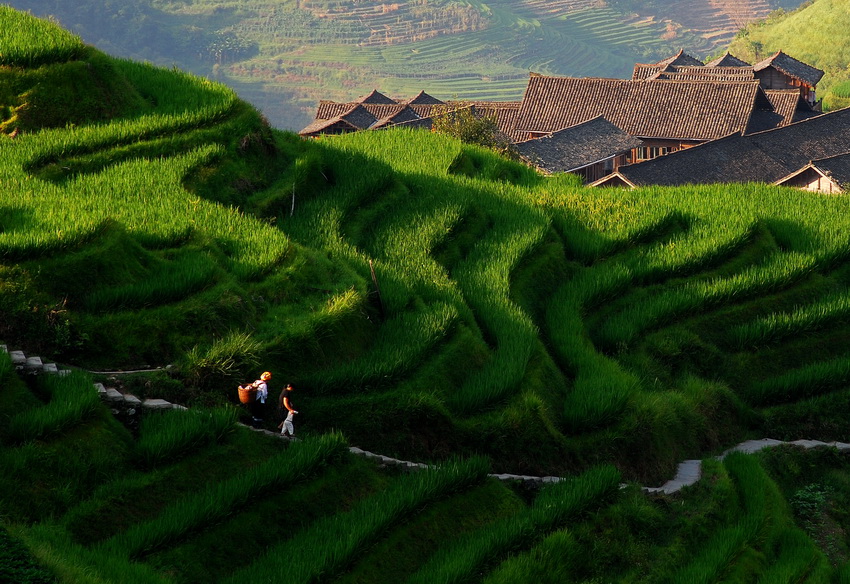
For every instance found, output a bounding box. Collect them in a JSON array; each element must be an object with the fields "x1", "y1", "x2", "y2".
[{"x1": 238, "y1": 385, "x2": 257, "y2": 404}]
